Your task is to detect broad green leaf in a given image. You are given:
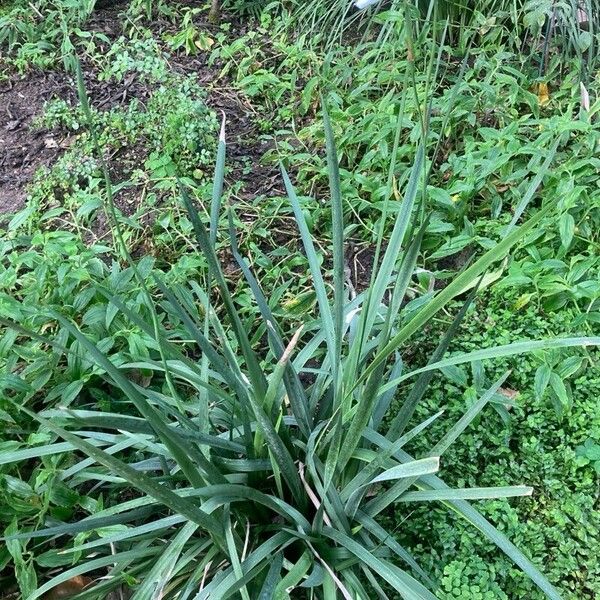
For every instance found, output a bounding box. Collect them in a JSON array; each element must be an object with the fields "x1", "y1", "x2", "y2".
[
  {"x1": 5, "y1": 519, "x2": 37, "y2": 599},
  {"x1": 559, "y1": 212, "x2": 575, "y2": 248},
  {"x1": 534, "y1": 364, "x2": 552, "y2": 400},
  {"x1": 549, "y1": 372, "x2": 569, "y2": 406}
]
